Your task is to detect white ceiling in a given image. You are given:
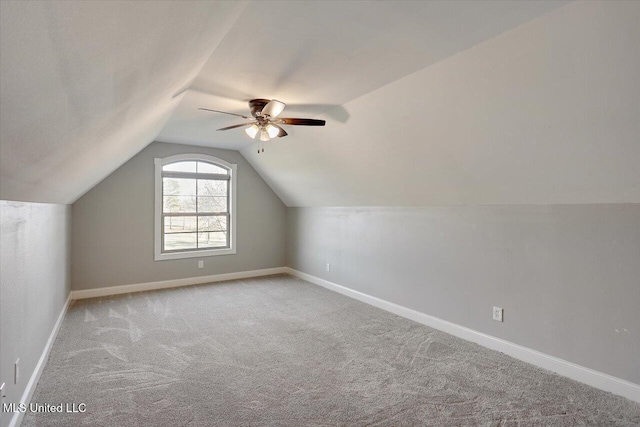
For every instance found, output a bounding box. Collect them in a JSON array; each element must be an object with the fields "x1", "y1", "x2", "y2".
[
  {"x1": 0, "y1": 1, "x2": 246, "y2": 203},
  {"x1": 158, "y1": 1, "x2": 567, "y2": 150},
  {"x1": 242, "y1": 1, "x2": 640, "y2": 206},
  {"x1": 2, "y1": 1, "x2": 638, "y2": 207}
]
